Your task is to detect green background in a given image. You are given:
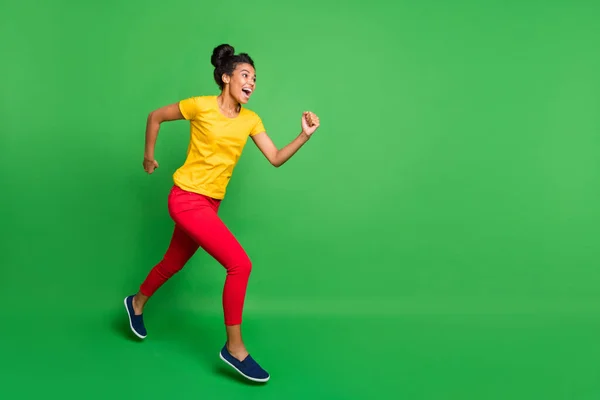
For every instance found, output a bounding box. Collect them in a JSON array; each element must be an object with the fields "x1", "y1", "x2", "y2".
[{"x1": 2, "y1": 0, "x2": 600, "y2": 398}]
